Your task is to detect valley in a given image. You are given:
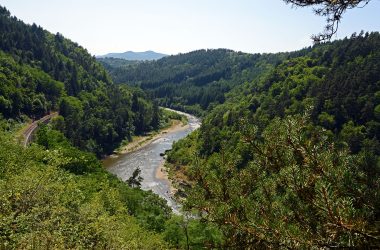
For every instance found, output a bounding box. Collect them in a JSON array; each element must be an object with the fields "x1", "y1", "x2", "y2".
[{"x1": 0, "y1": 2, "x2": 379, "y2": 249}]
